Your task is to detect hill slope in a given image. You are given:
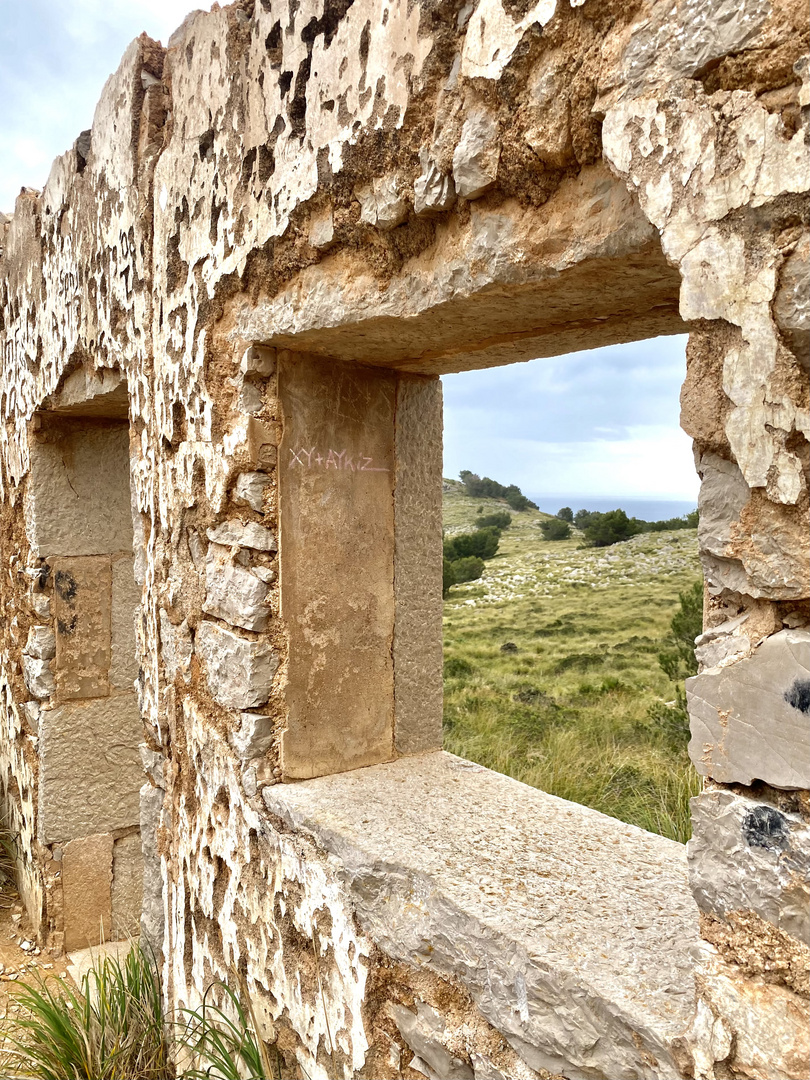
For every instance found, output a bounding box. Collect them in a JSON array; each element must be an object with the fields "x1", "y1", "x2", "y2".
[{"x1": 441, "y1": 480, "x2": 701, "y2": 841}]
